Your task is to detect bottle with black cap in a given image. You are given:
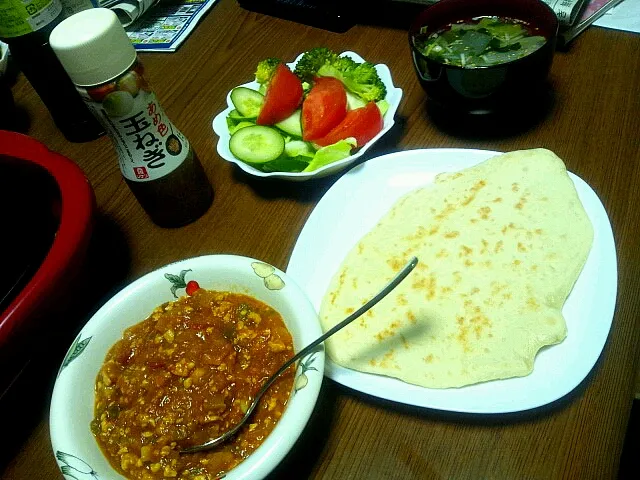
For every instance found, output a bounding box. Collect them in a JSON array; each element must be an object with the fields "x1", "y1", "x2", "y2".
[{"x1": 0, "y1": 0, "x2": 103, "y2": 142}]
